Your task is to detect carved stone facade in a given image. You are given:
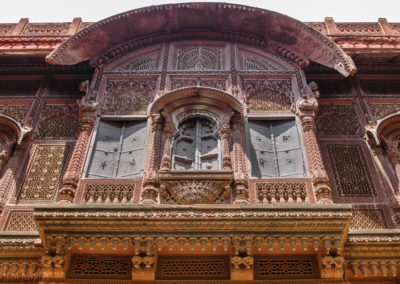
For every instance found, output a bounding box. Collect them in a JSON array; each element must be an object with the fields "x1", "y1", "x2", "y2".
[{"x1": 0, "y1": 3, "x2": 399, "y2": 283}]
